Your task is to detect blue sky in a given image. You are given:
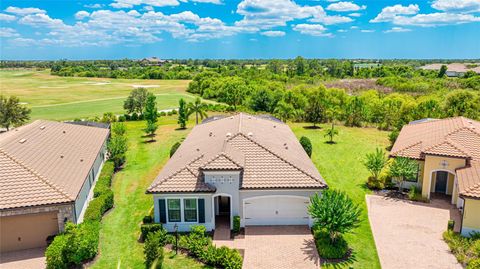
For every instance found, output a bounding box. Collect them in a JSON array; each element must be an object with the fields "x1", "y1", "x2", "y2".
[{"x1": 0, "y1": 0, "x2": 479, "y2": 59}]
